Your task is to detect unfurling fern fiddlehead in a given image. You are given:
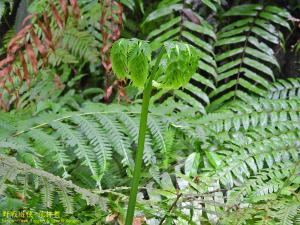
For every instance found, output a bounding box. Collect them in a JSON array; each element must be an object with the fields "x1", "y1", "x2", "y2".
[{"x1": 111, "y1": 38, "x2": 200, "y2": 225}]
